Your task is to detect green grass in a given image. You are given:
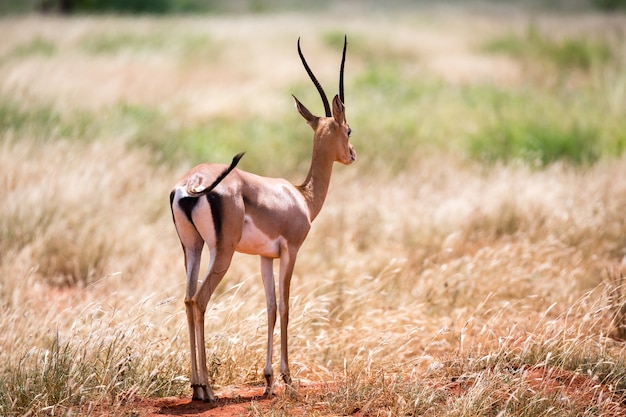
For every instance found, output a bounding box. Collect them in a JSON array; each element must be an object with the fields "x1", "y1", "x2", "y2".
[
  {"x1": 483, "y1": 25, "x2": 614, "y2": 72},
  {"x1": 4, "y1": 37, "x2": 57, "y2": 60},
  {"x1": 81, "y1": 32, "x2": 169, "y2": 55},
  {"x1": 0, "y1": 100, "x2": 60, "y2": 138},
  {"x1": 348, "y1": 67, "x2": 626, "y2": 169},
  {"x1": 118, "y1": 103, "x2": 312, "y2": 176},
  {"x1": 464, "y1": 83, "x2": 626, "y2": 166},
  {"x1": 0, "y1": 99, "x2": 100, "y2": 142},
  {"x1": 2, "y1": 65, "x2": 625, "y2": 173},
  {"x1": 472, "y1": 119, "x2": 600, "y2": 167}
]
